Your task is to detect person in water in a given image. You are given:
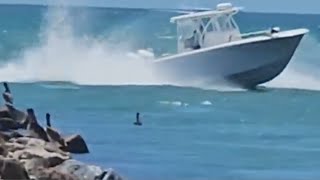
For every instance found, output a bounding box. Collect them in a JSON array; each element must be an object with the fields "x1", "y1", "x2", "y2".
[{"x1": 134, "y1": 112, "x2": 142, "y2": 126}]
